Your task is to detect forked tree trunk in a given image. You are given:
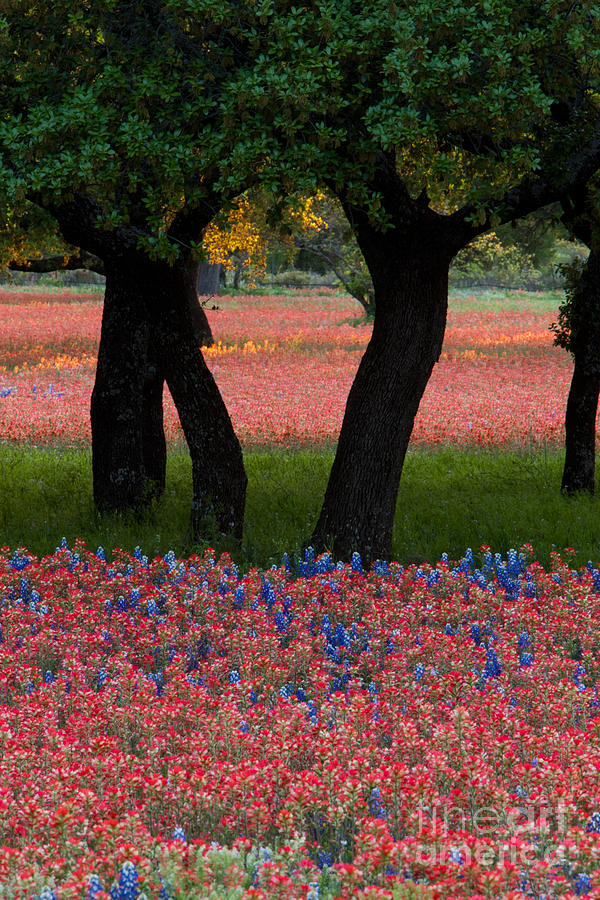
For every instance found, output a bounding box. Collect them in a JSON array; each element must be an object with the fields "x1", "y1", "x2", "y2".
[
  {"x1": 145, "y1": 255, "x2": 247, "y2": 539},
  {"x1": 92, "y1": 253, "x2": 243, "y2": 539},
  {"x1": 140, "y1": 291, "x2": 214, "y2": 502},
  {"x1": 312, "y1": 239, "x2": 451, "y2": 562},
  {"x1": 562, "y1": 249, "x2": 600, "y2": 494}
]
